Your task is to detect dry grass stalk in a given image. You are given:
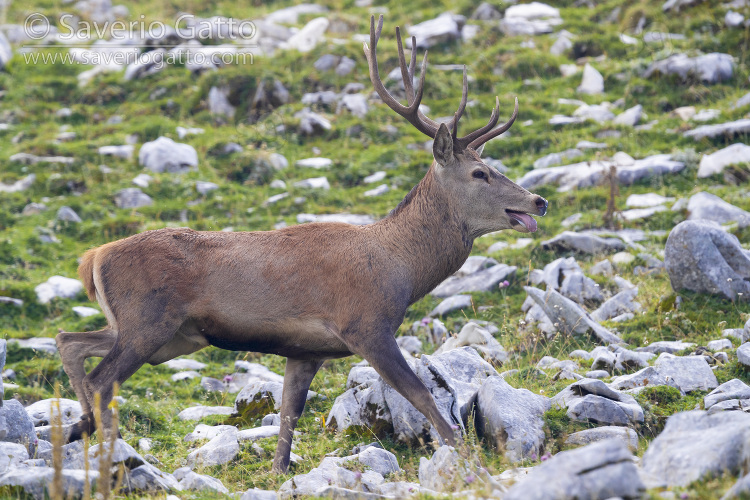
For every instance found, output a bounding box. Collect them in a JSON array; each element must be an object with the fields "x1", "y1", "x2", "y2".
[{"x1": 51, "y1": 384, "x2": 64, "y2": 500}]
